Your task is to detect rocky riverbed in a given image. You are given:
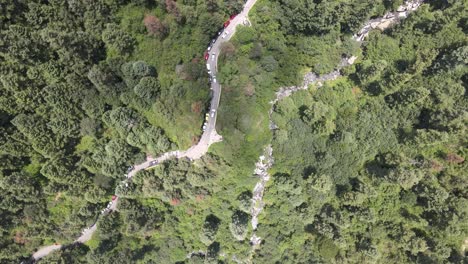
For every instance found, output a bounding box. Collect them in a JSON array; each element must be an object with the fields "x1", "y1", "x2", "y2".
[
  {"x1": 249, "y1": 145, "x2": 274, "y2": 247},
  {"x1": 248, "y1": 0, "x2": 424, "y2": 258},
  {"x1": 353, "y1": 0, "x2": 424, "y2": 41}
]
